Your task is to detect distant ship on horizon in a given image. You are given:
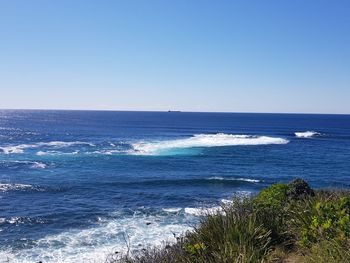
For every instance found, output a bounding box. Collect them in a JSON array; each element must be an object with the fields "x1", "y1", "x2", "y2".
[{"x1": 168, "y1": 110, "x2": 181, "y2": 112}]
